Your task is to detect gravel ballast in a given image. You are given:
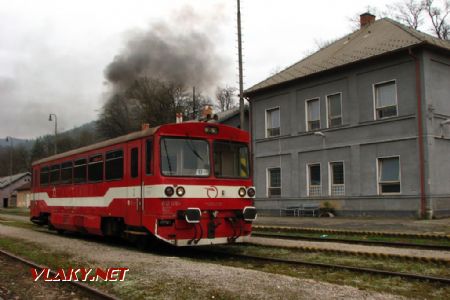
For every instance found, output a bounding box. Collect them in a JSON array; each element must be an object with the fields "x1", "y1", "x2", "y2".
[{"x1": 0, "y1": 224, "x2": 405, "y2": 299}]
